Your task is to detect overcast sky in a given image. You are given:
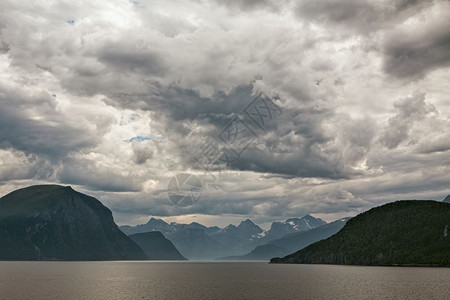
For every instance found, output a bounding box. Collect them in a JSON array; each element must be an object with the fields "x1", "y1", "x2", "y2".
[{"x1": 0, "y1": 0, "x2": 449, "y2": 228}]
